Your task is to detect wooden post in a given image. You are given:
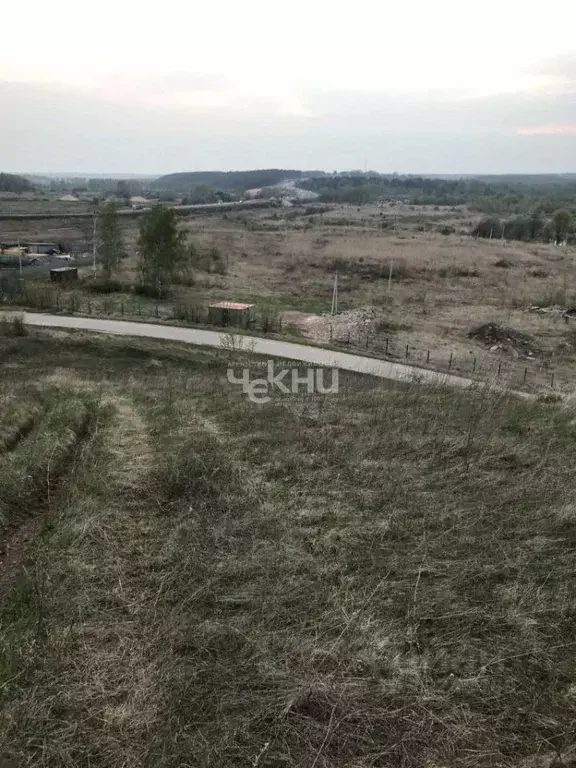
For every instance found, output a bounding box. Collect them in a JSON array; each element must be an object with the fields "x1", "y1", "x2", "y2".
[
  {"x1": 523, "y1": 367, "x2": 527, "y2": 384},
  {"x1": 426, "y1": 350, "x2": 430, "y2": 364},
  {"x1": 497, "y1": 361, "x2": 501, "y2": 377},
  {"x1": 405, "y1": 343, "x2": 409, "y2": 359},
  {"x1": 551, "y1": 372, "x2": 555, "y2": 388},
  {"x1": 472, "y1": 357, "x2": 476, "y2": 373},
  {"x1": 385, "y1": 338, "x2": 389, "y2": 355},
  {"x1": 448, "y1": 352, "x2": 453, "y2": 370}
]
